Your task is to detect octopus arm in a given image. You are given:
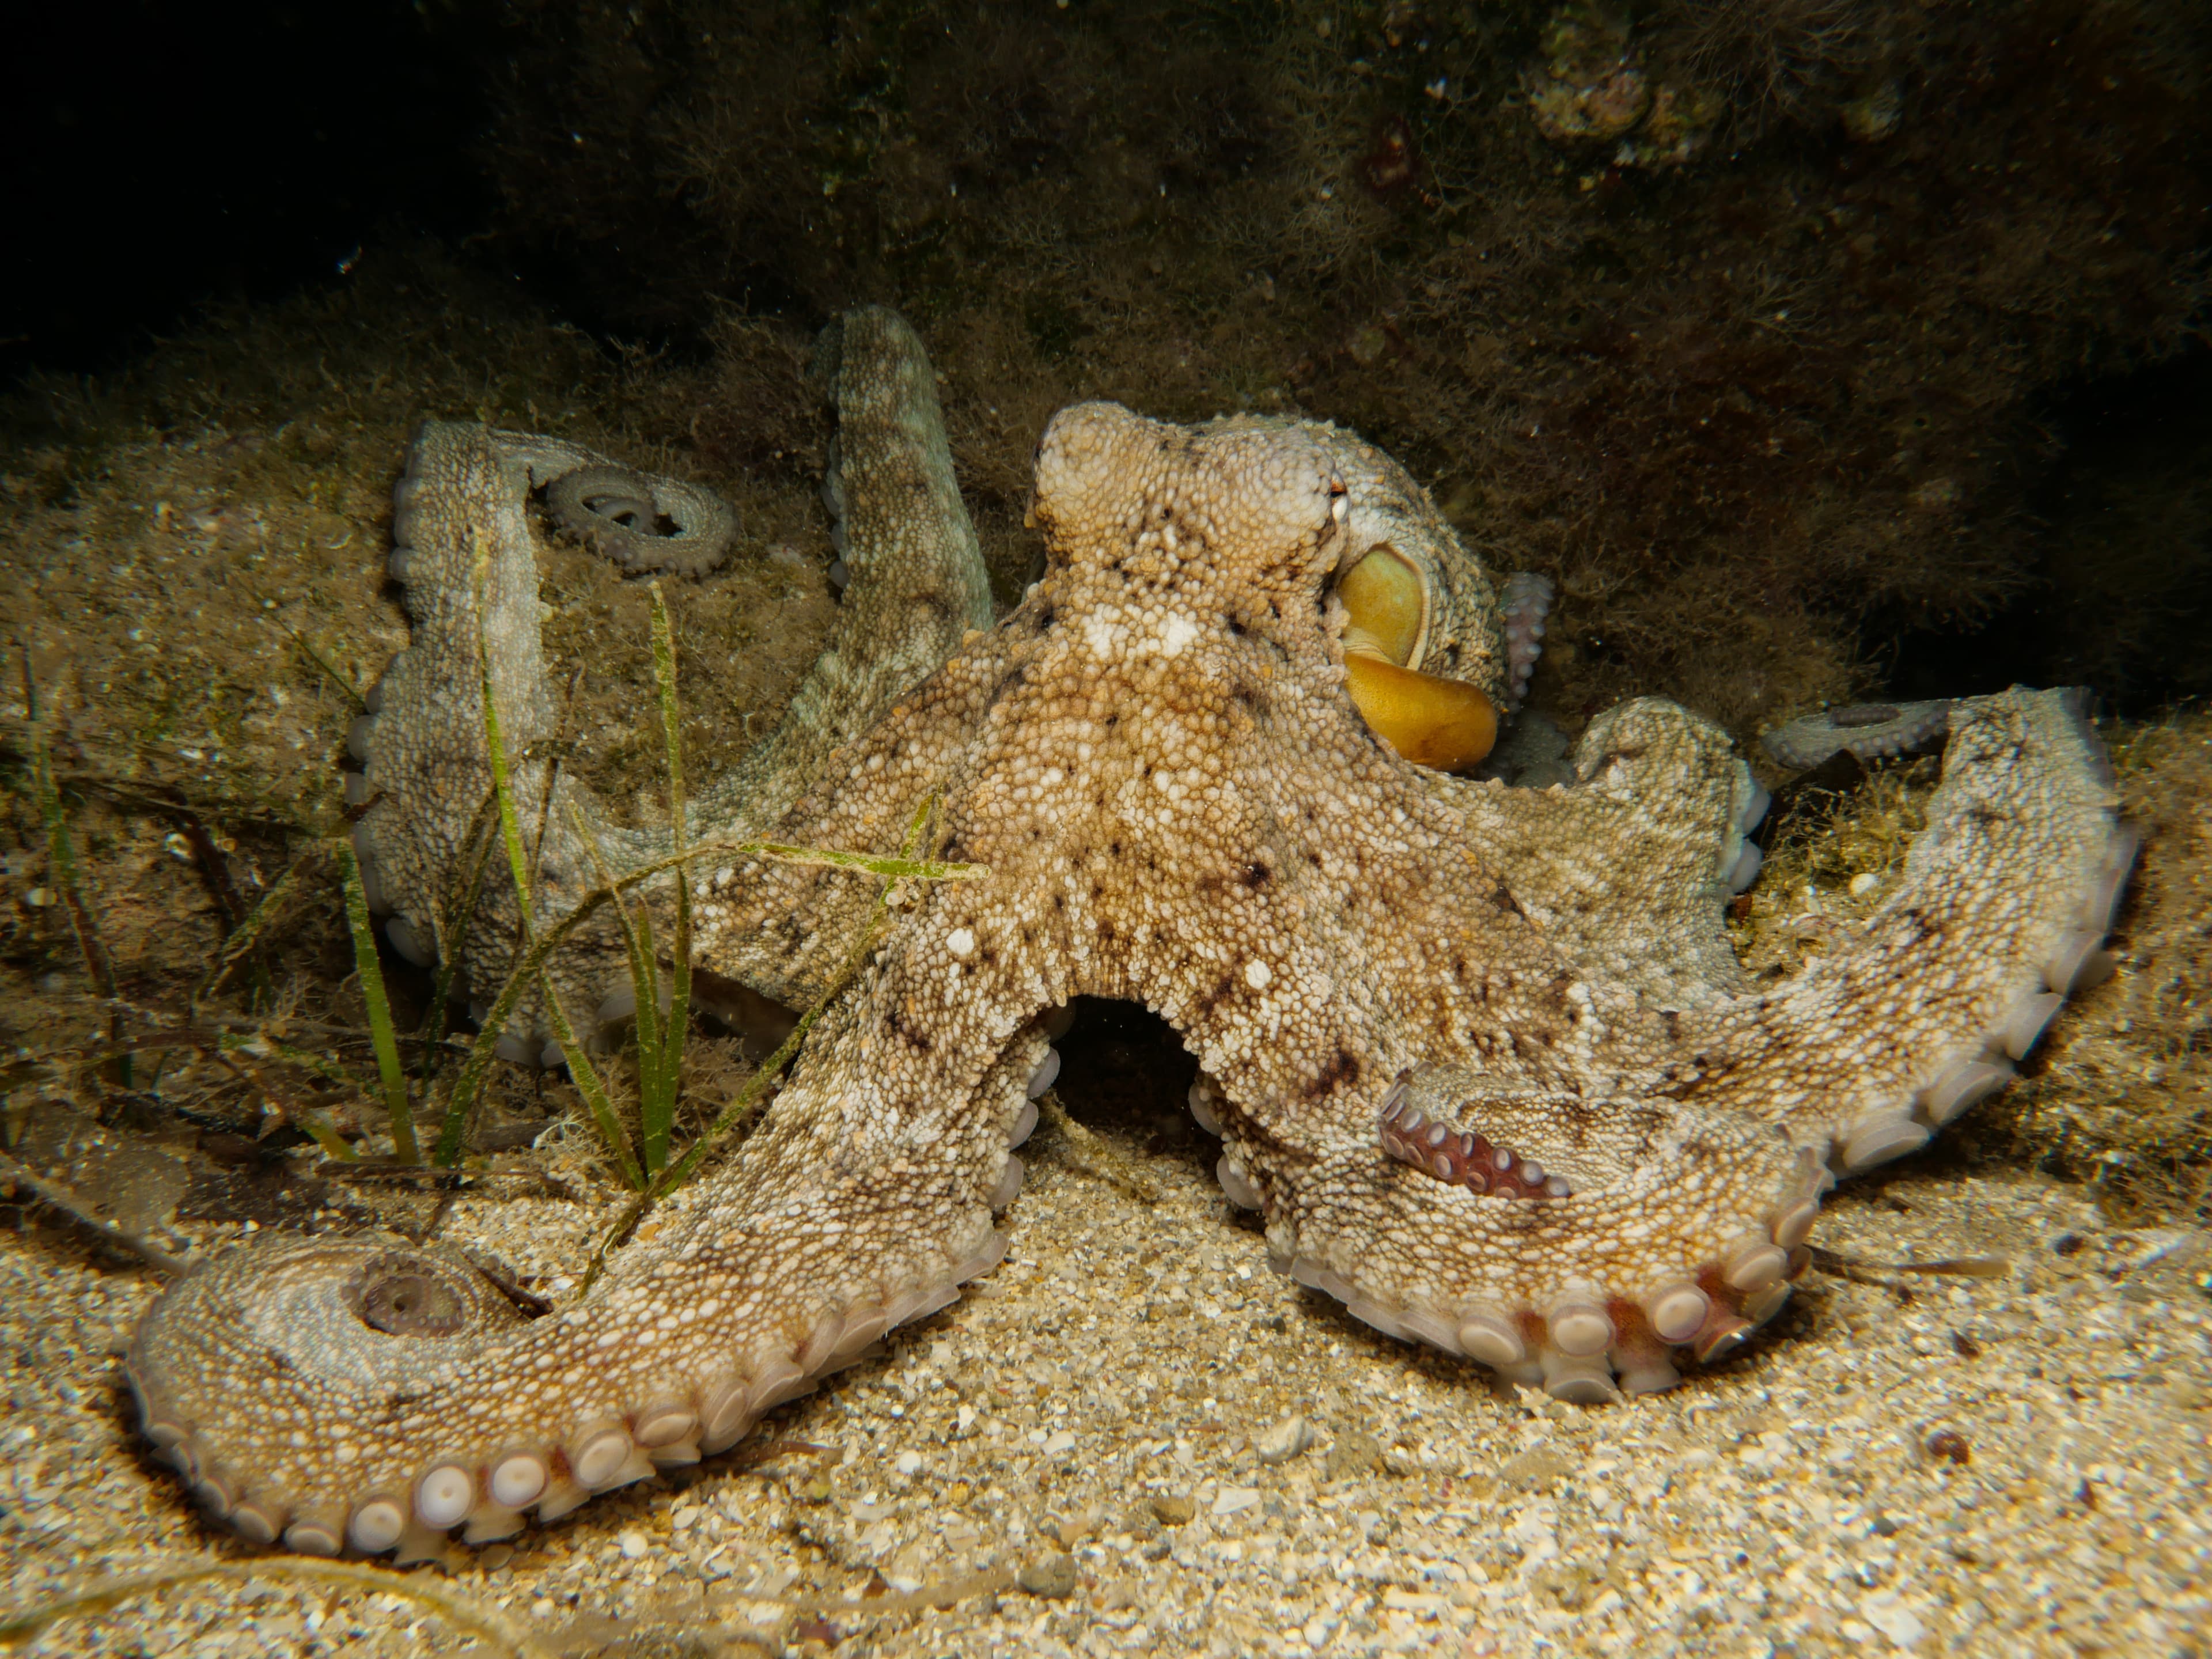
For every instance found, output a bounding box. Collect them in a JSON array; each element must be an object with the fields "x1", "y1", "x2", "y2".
[
  {"x1": 1445, "y1": 696, "x2": 1764, "y2": 1010},
  {"x1": 1671, "y1": 685, "x2": 2133, "y2": 1174},
  {"x1": 348, "y1": 308, "x2": 991, "y2": 1056},
  {"x1": 126, "y1": 1005, "x2": 1037, "y2": 1561}
]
